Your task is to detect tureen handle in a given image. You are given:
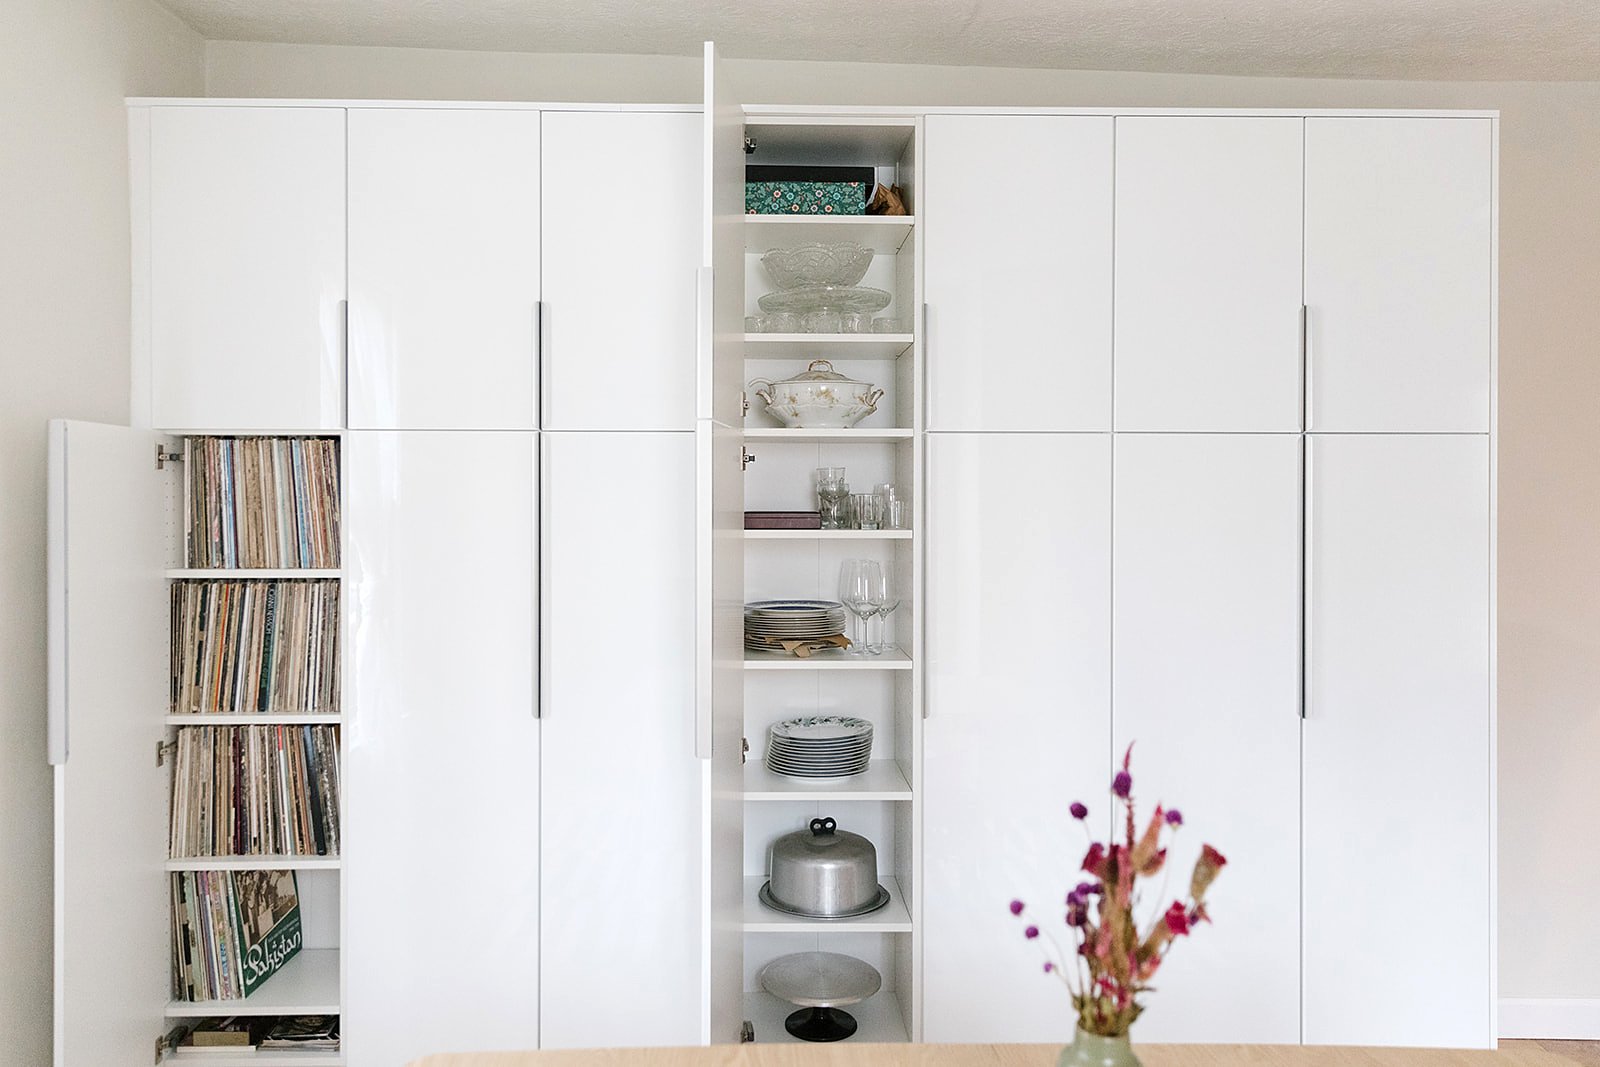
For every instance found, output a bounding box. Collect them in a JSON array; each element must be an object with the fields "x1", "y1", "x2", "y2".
[
  {"x1": 746, "y1": 377, "x2": 775, "y2": 404},
  {"x1": 864, "y1": 387, "x2": 885, "y2": 411},
  {"x1": 807, "y1": 360, "x2": 835, "y2": 374}
]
